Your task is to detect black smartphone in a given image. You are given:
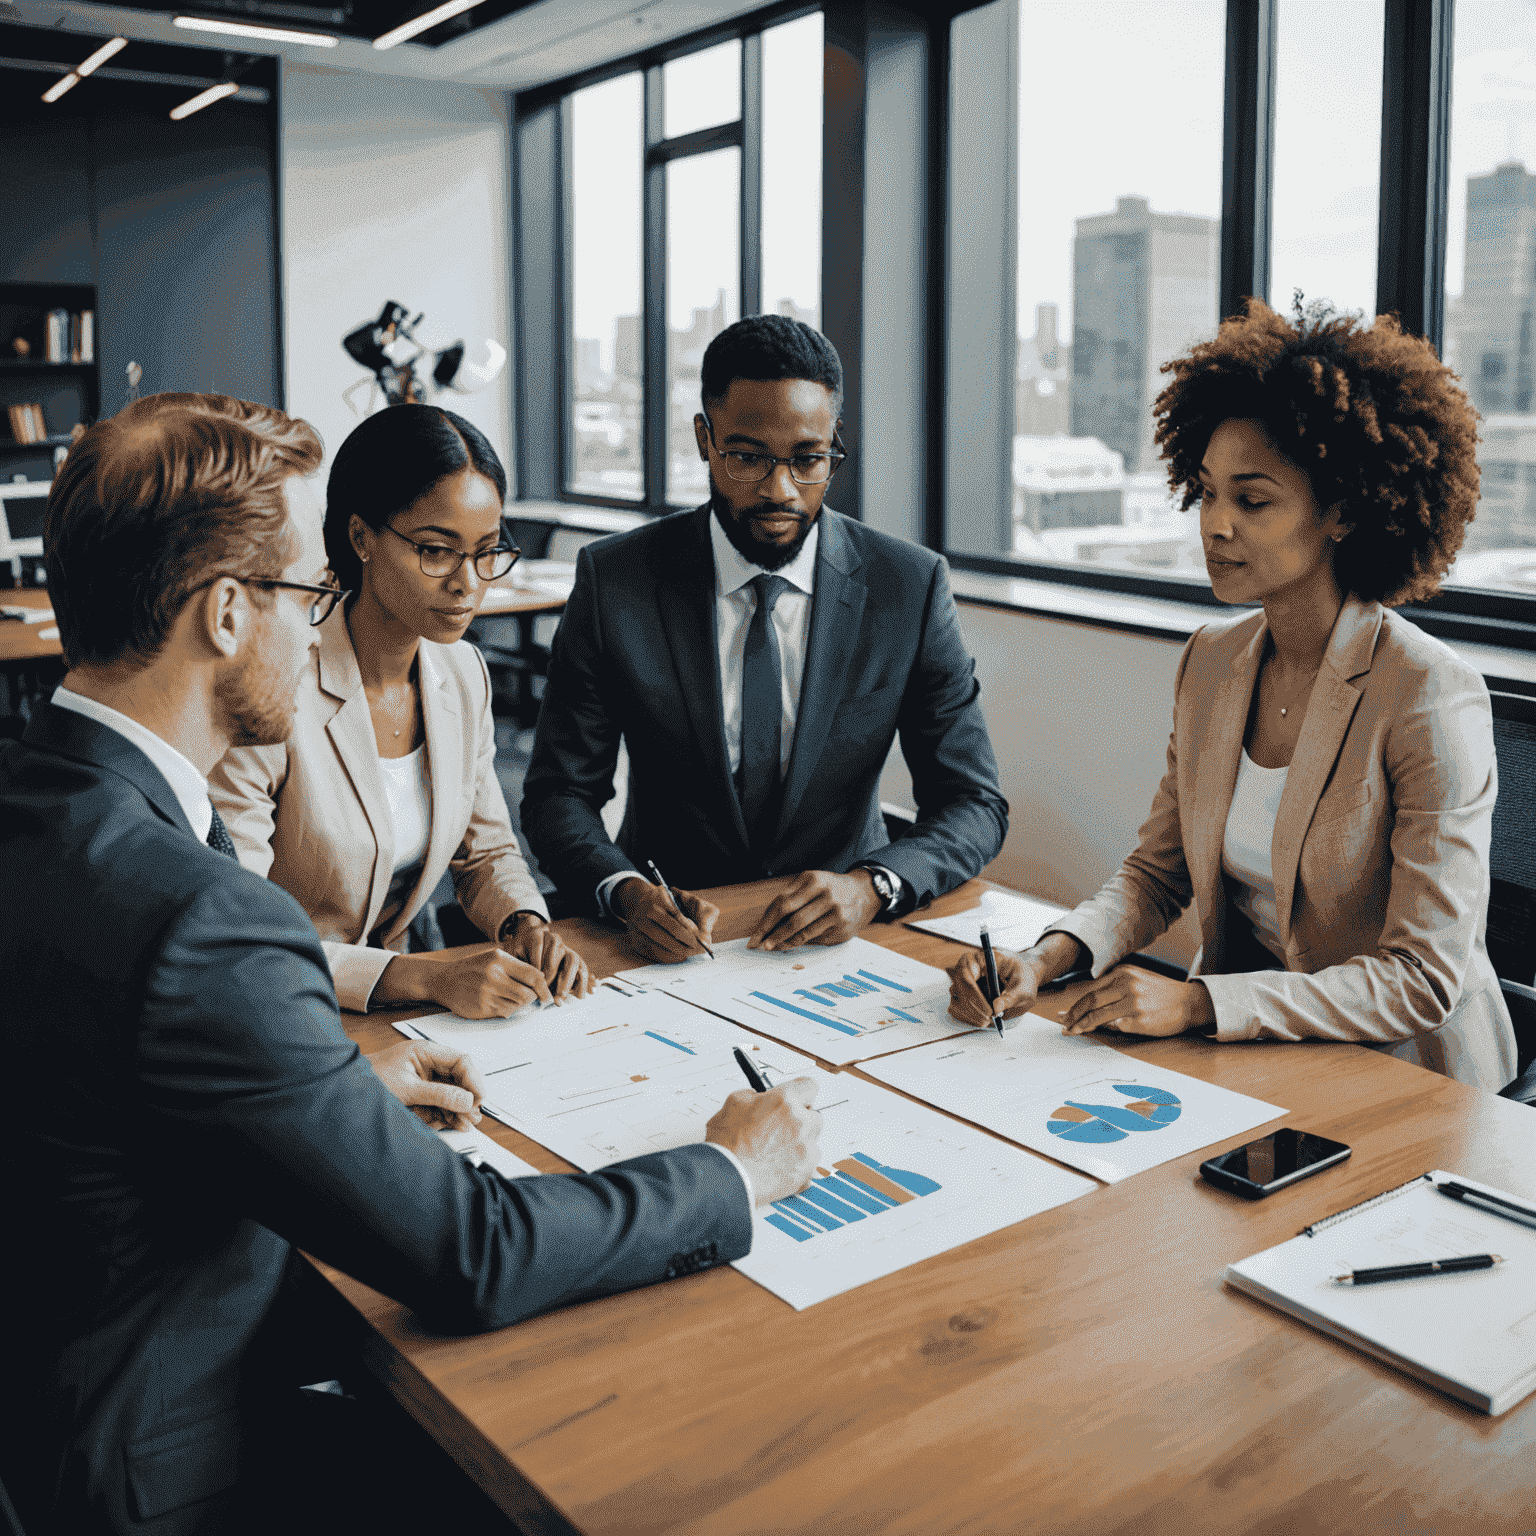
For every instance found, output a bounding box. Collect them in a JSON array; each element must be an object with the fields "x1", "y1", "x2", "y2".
[{"x1": 1199, "y1": 1129, "x2": 1351, "y2": 1200}]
